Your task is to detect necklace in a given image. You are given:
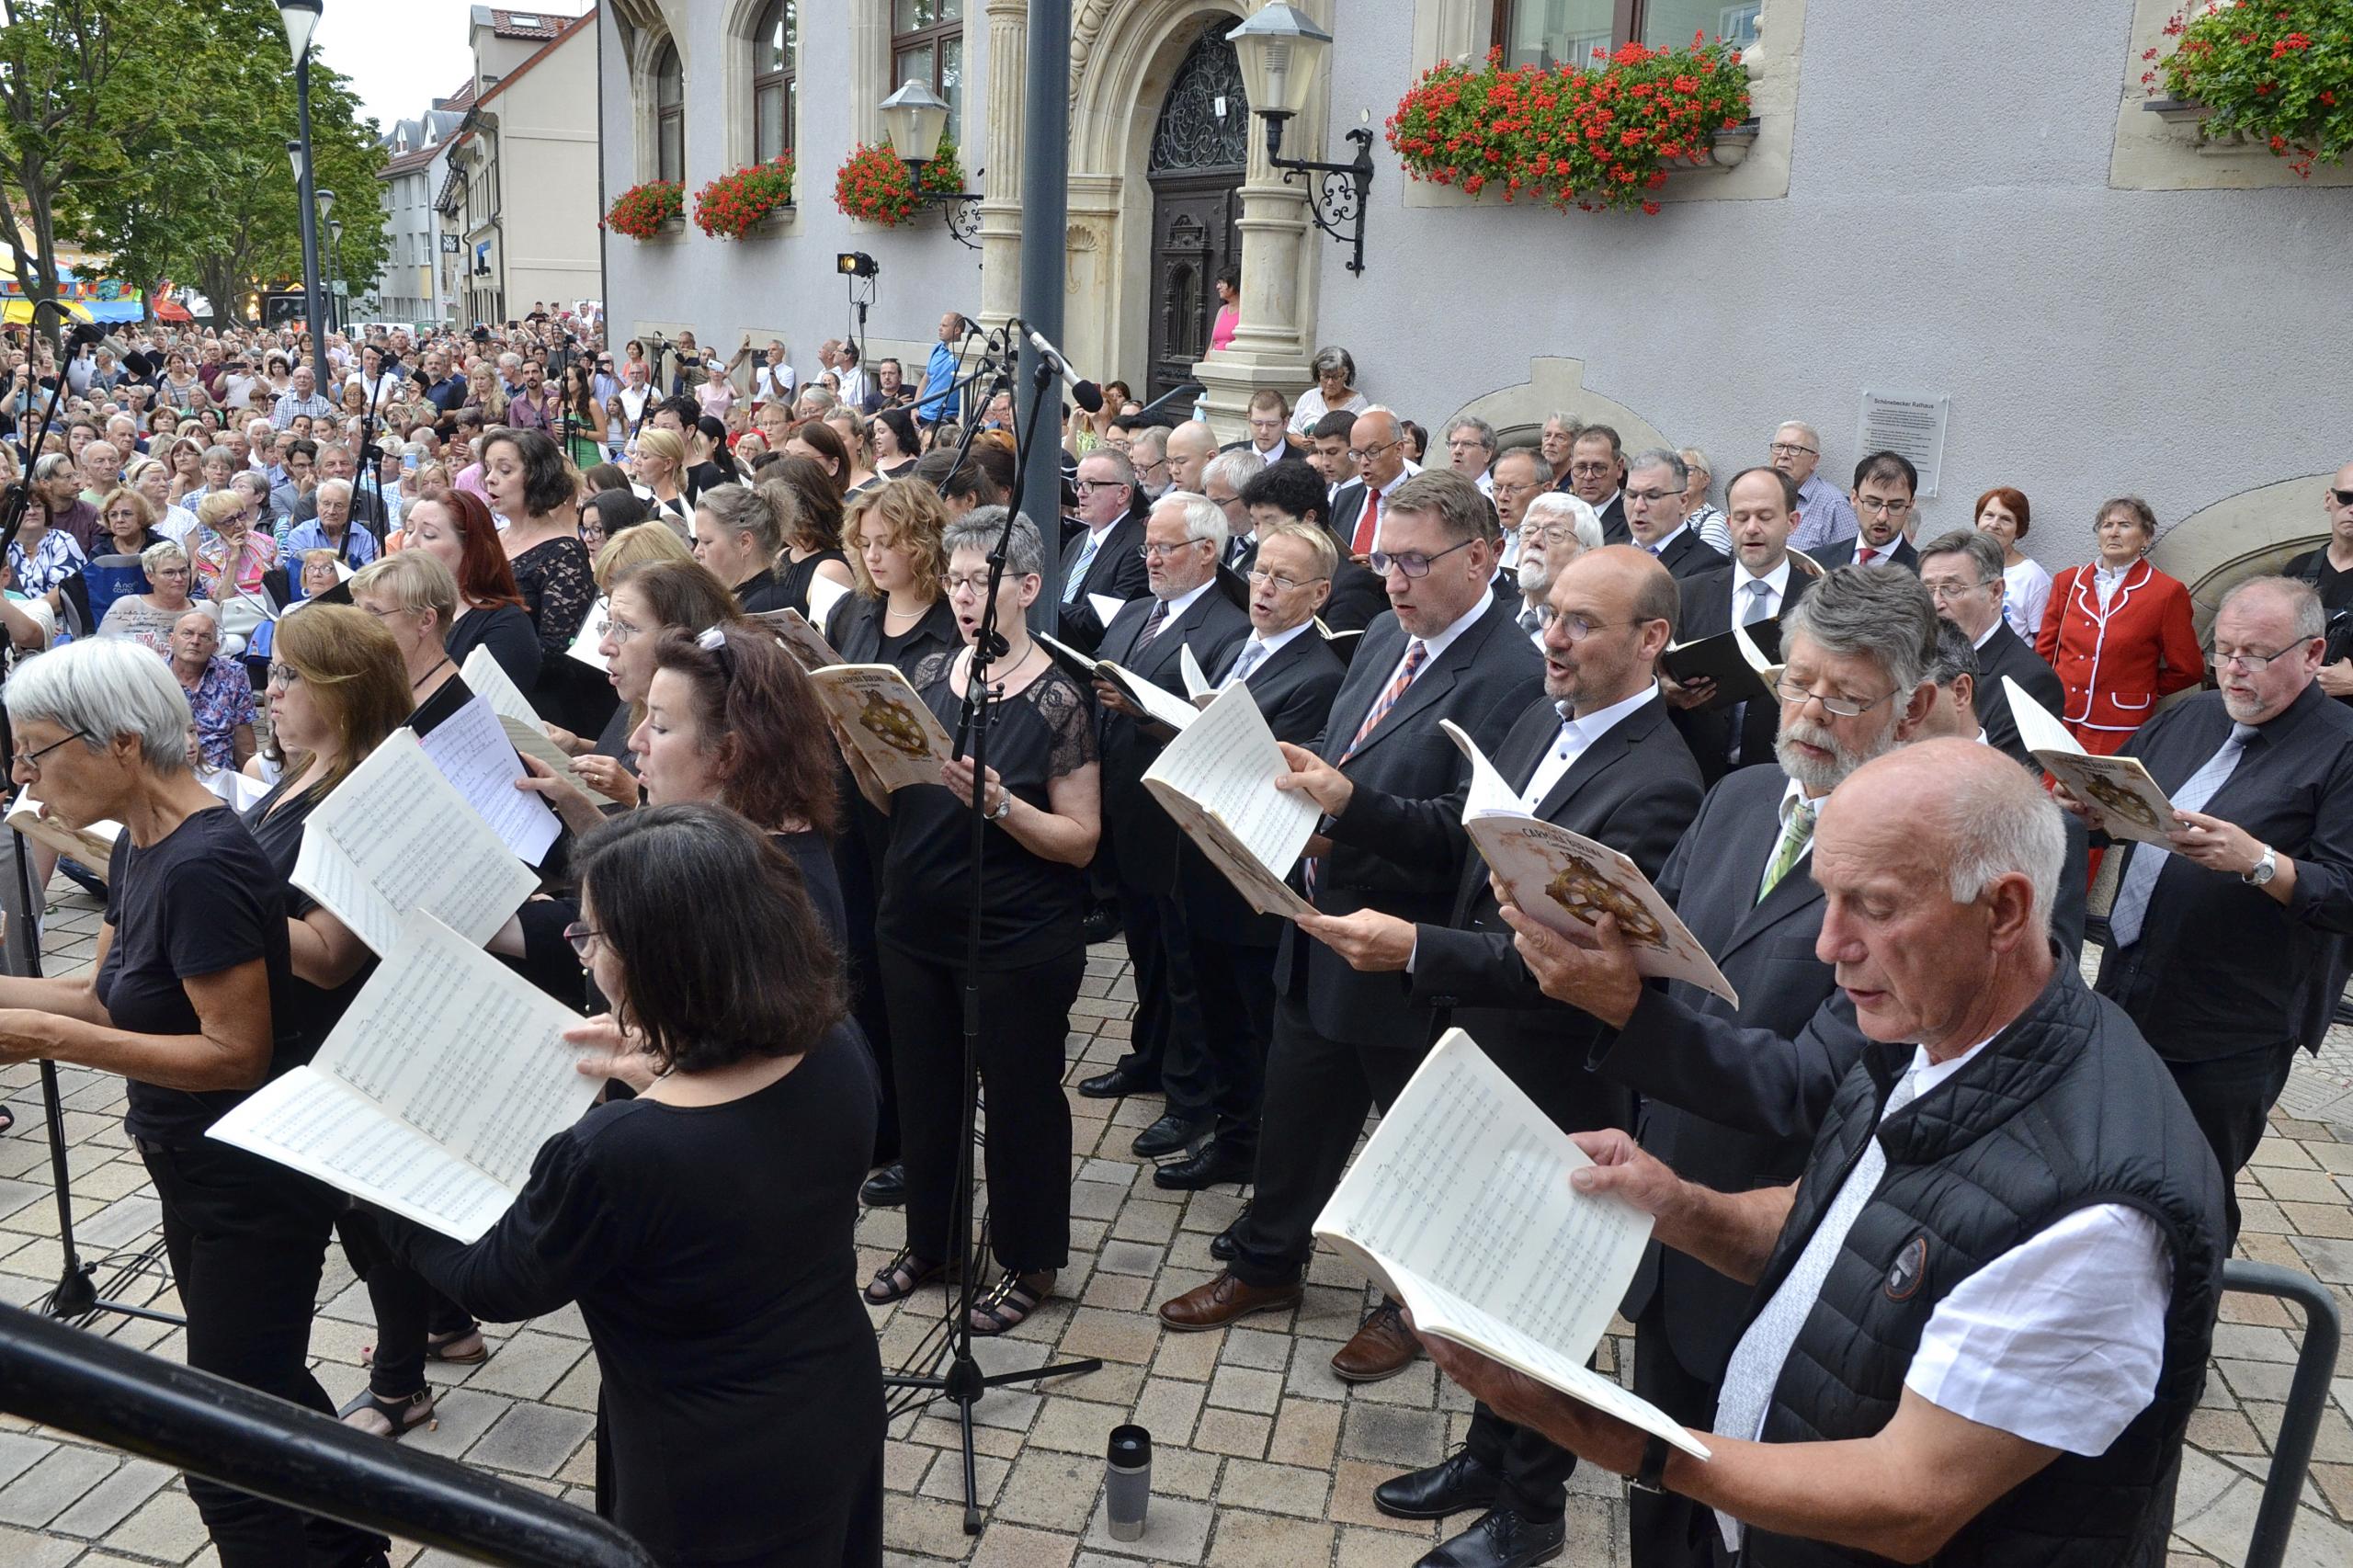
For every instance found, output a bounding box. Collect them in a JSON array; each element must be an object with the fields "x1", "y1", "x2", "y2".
[
  {"x1": 883, "y1": 598, "x2": 926, "y2": 623},
  {"x1": 412, "y1": 656, "x2": 453, "y2": 691}
]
